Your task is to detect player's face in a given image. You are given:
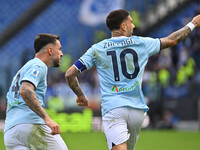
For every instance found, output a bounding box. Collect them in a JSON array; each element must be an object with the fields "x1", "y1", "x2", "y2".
[
  {"x1": 125, "y1": 15, "x2": 135, "y2": 37},
  {"x1": 52, "y1": 40, "x2": 63, "y2": 67}
]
